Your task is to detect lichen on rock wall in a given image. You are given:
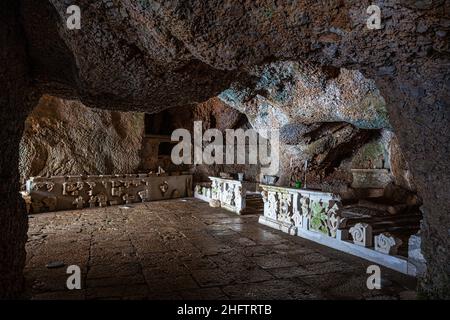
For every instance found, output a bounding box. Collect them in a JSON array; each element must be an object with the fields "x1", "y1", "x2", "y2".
[{"x1": 19, "y1": 95, "x2": 144, "y2": 185}]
